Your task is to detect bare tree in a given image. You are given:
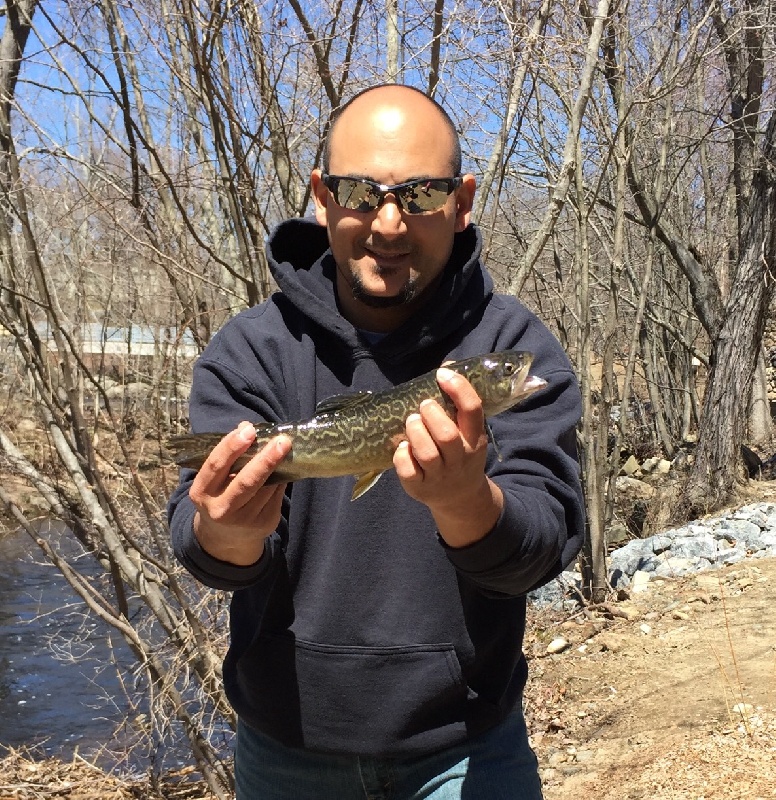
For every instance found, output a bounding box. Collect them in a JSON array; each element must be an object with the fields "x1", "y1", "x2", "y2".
[
  {"x1": 3, "y1": 0, "x2": 776, "y2": 789},
  {"x1": 591, "y1": 1, "x2": 776, "y2": 515},
  {"x1": 683, "y1": 3, "x2": 776, "y2": 512}
]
